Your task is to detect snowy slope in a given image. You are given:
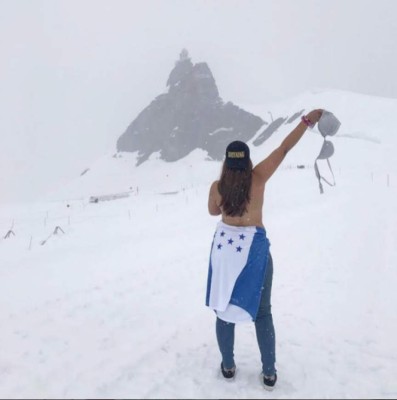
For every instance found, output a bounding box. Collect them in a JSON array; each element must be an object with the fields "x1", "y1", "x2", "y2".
[
  {"x1": 44, "y1": 89, "x2": 397, "y2": 202},
  {"x1": 1, "y1": 90, "x2": 397, "y2": 399}
]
